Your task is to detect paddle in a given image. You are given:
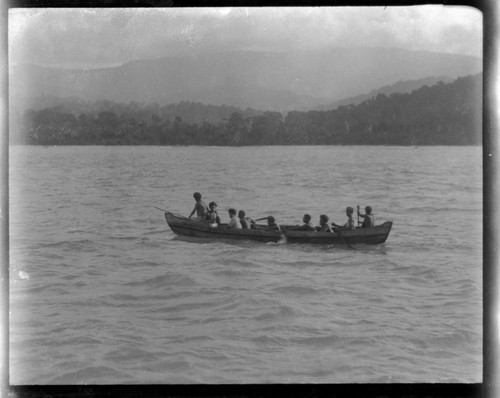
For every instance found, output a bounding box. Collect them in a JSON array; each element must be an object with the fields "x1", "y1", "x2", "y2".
[
  {"x1": 153, "y1": 206, "x2": 168, "y2": 212},
  {"x1": 357, "y1": 205, "x2": 361, "y2": 226},
  {"x1": 254, "y1": 217, "x2": 270, "y2": 222}
]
